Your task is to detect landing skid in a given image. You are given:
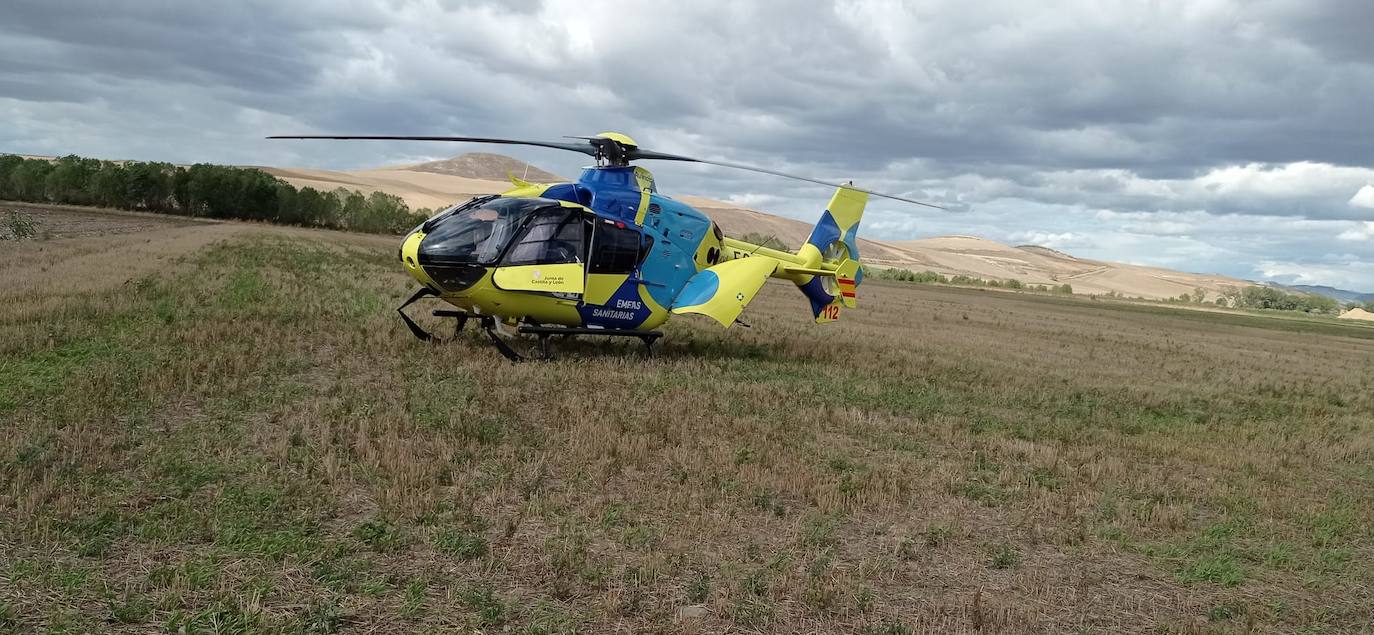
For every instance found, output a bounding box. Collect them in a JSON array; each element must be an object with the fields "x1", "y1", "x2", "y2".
[
  {"x1": 517, "y1": 325, "x2": 663, "y2": 361},
  {"x1": 396, "y1": 287, "x2": 662, "y2": 362}
]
